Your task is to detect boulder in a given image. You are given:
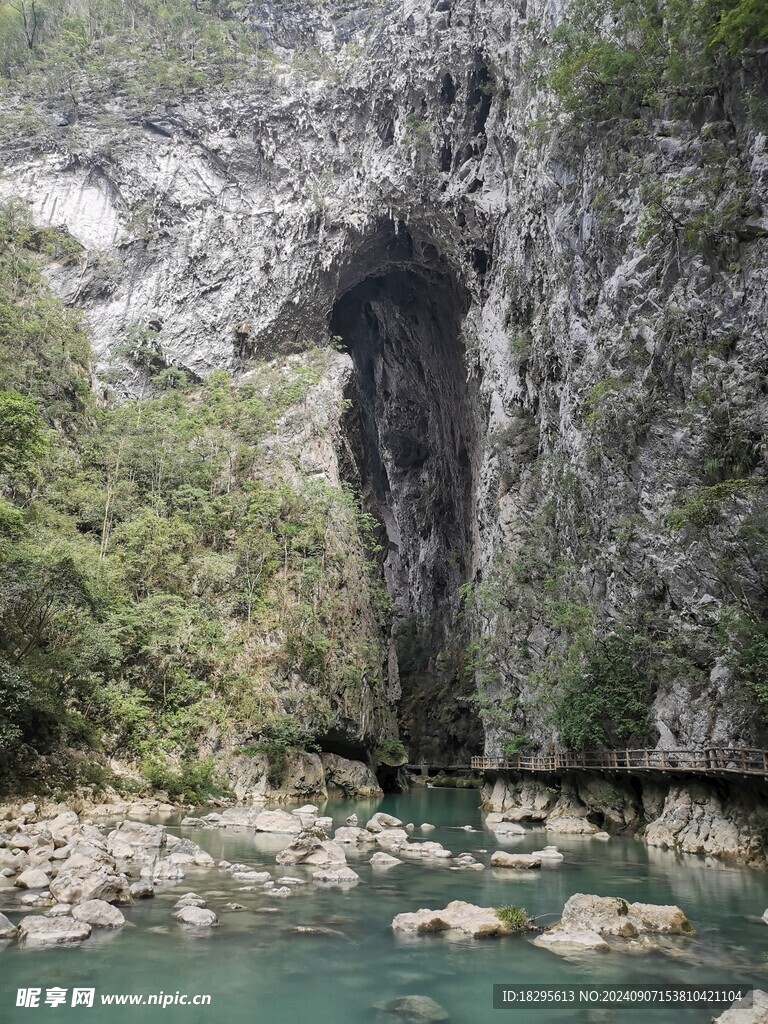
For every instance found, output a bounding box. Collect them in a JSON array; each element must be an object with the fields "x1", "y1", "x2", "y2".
[
  {"x1": 0, "y1": 848, "x2": 23, "y2": 872},
  {"x1": 378, "y1": 995, "x2": 450, "y2": 1023},
  {"x1": 491, "y1": 821, "x2": 526, "y2": 836},
  {"x1": 50, "y1": 868, "x2": 133, "y2": 906},
  {"x1": 545, "y1": 817, "x2": 598, "y2": 835},
  {"x1": 173, "y1": 893, "x2": 206, "y2": 909},
  {"x1": 321, "y1": 753, "x2": 382, "y2": 797},
  {"x1": 532, "y1": 927, "x2": 611, "y2": 954},
  {"x1": 279, "y1": 751, "x2": 326, "y2": 798},
  {"x1": 345, "y1": 814, "x2": 359, "y2": 826},
  {"x1": 376, "y1": 828, "x2": 410, "y2": 849},
  {"x1": 18, "y1": 916, "x2": 91, "y2": 946},
  {"x1": 129, "y1": 880, "x2": 154, "y2": 899},
  {"x1": 253, "y1": 810, "x2": 303, "y2": 834},
  {"x1": 490, "y1": 852, "x2": 541, "y2": 869},
  {"x1": 371, "y1": 852, "x2": 401, "y2": 867},
  {"x1": 20, "y1": 891, "x2": 54, "y2": 907},
  {"x1": 334, "y1": 826, "x2": 377, "y2": 845},
  {"x1": 72, "y1": 900, "x2": 126, "y2": 928},
  {"x1": 0, "y1": 912, "x2": 17, "y2": 938},
  {"x1": 173, "y1": 906, "x2": 218, "y2": 927},
  {"x1": 420, "y1": 823, "x2": 435, "y2": 832},
  {"x1": 276, "y1": 830, "x2": 347, "y2": 868},
  {"x1": 712, "y1": 989, "x2": 768, "y2": 1024},
  {"x1": 399, "y1": 842, "x2": 452, "y2": 860},
  {"x1": 559, "y1": 894, "x2": 694, "y2": 938},
  {"x1": 15, "y1": 868, "x2": 51, "y2": 889},
  {"x1": 218, "y1": 807, "x2": 269, "y2": 828},
  {"x1": 314, "y1": 816, "x2": 333, "y2": 830},
  {"x1": 48, "y1": 904, "x2": 72, "y2": 917},
  {"x1": 142, "y1": 857, "x2": 186, "y2": 881},
  {"x1": 107, "y1": 820, "x2": 166, "y2": 856},
  {"x1": 392, "y1": 900, "x2": 516, "y2": 938},
  {"x1": 166, "y1": 836, "x2": 215, "y2": 866},
  {"x1": 46, "y1": 811, "x2": 80, "y2": 836},
  {"x1": 366, "y1": 812, "x2": 403, "y2": 833},
  {"x1": 530, "y1": 846, "x2": 564, "y2": 862}
]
